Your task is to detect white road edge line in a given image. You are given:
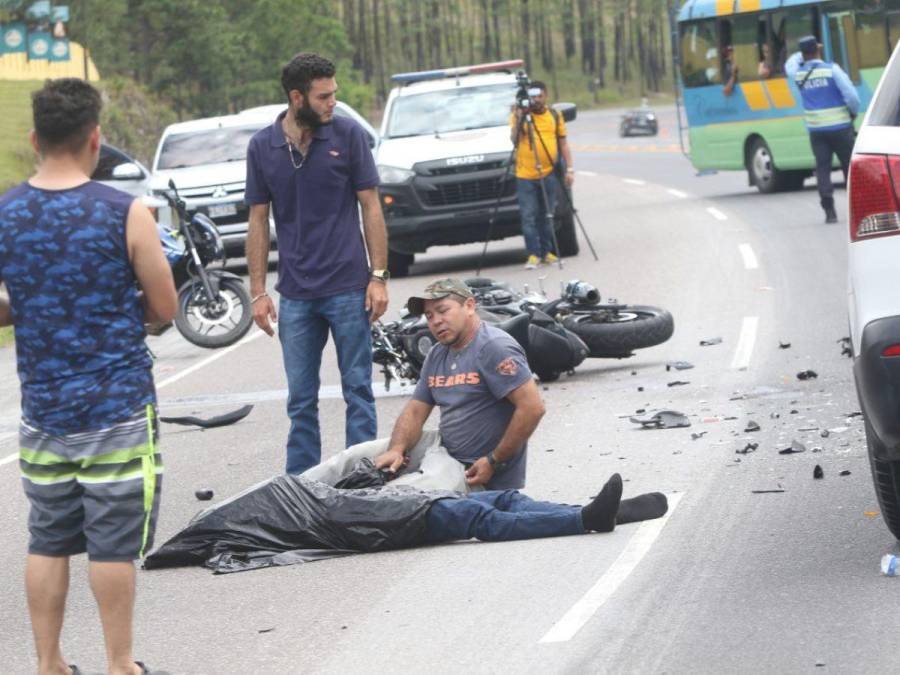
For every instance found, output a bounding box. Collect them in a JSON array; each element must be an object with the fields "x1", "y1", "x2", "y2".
[
  {"x1": 623, "y1": 178, "x2": 646, "y2": 185},
  {"x1": 706, "y1": 206, "x2": 728, "y2": 221},
  {"x1": 539, "y1": 493, "x2": 683, "y2": 644},
  {"x1": 730, "y1": 316, "x2": 759, "y2": 371},
  {"x1": 667, "y1": 188, "x2": 688, "y2": 199},
  {"x1": 738, "y1": 243, "x2": 759, "y2": 270},
  {"x1": 576, "y1": 170, "x2": 599, "y2": 177},
  {"x1": 156, "y1": 329, "x2": 267, "y2": 390},
  {"x1": 0, "y1": 328, "x2": 268, "y2": 468}
]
